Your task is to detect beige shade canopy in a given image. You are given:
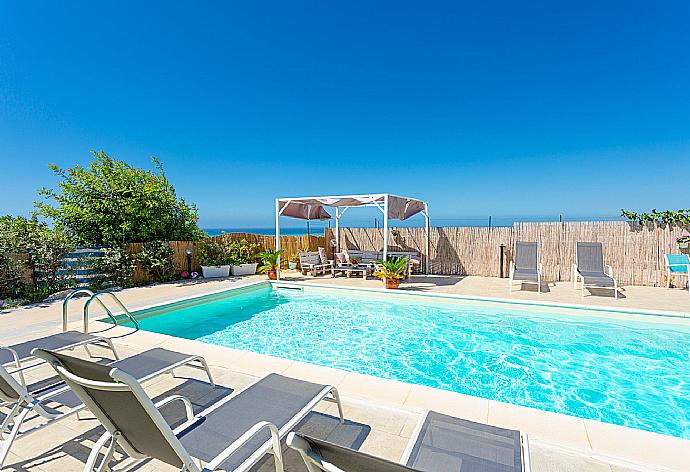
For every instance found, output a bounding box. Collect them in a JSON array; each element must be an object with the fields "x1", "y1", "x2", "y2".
[
  {"x1": 277, "y1": 194, "x2": 426, "y2": 221},
  {"x1": 275, "y1": 194, "x2": 430, "y2": 278}
]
